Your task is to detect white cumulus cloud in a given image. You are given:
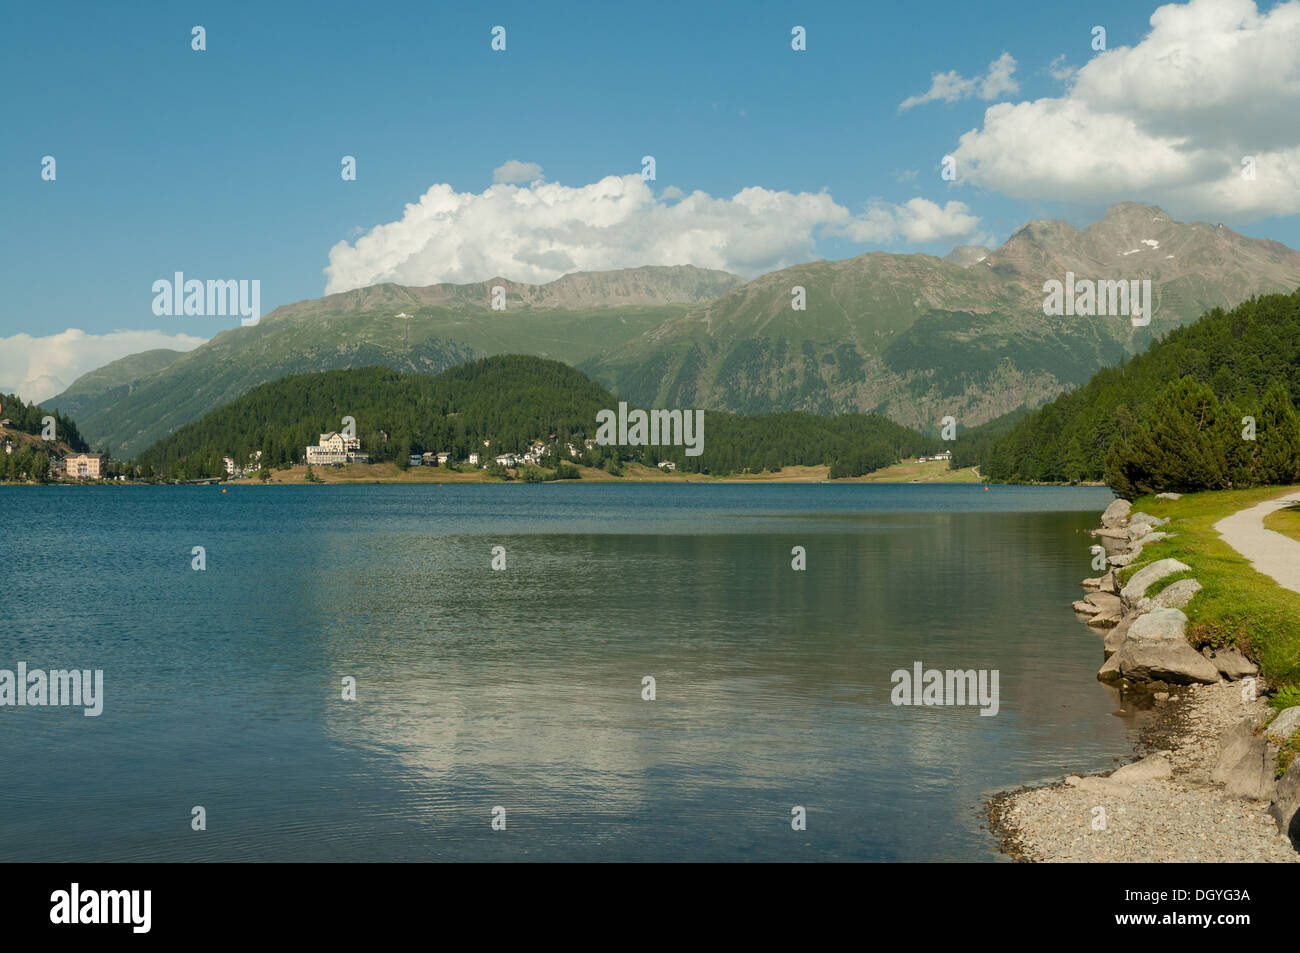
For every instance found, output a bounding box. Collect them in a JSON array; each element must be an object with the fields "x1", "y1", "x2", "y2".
[
  {"x1": 0, "y1": 329, "x2": 206, "y2": 404},
  {"x1": 899, "y1": 52, "x2": 1019, "y2": 111},
  {"x1": 830, "y1": 198, "x2": 983, "y2": 244},
  {"x1": 492, "y1": 160, "x2": 544, "y2": 184},
  {"x1": 950, "y1": 0, "x2": 1300, "y2": 219},
  {"x1": 323, "y1": 173, "x2": 980, "y2": 292}
]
